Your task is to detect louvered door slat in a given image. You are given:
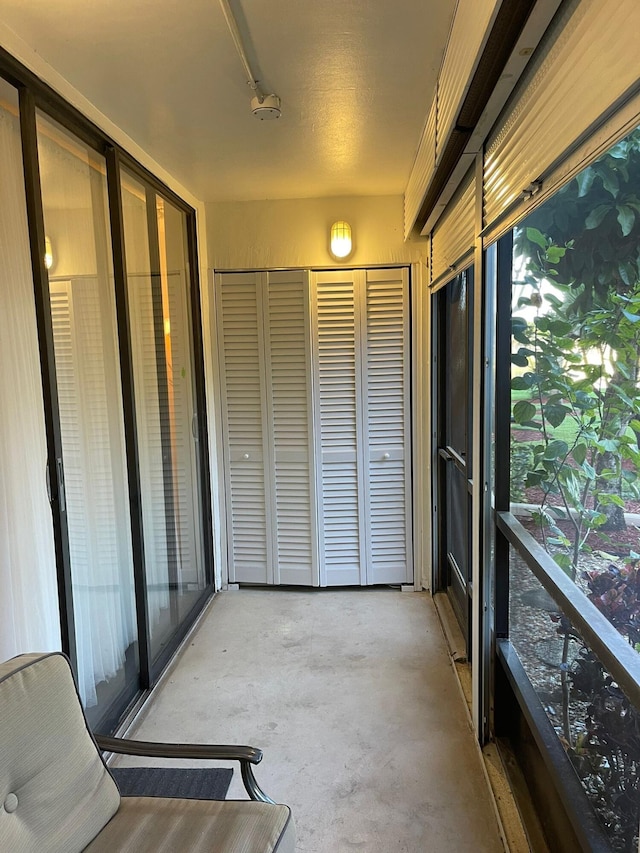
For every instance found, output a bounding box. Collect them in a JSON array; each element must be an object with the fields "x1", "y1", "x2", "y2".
[
  {"x1": 265, "y1": 270, "x2": 317, "y2": 585},
  {"x1": 363, "y1": 269, "x2": 413, "y2": 585},
  {"x1": 312, "y1": 273, "x2": 364, "y2": 586},
  {"x1": 216, "y1": 272, "x2": 269, "y2": 583},
  {"x1": 216, "y1": 270, "x2": 318, "y2": 587}
]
